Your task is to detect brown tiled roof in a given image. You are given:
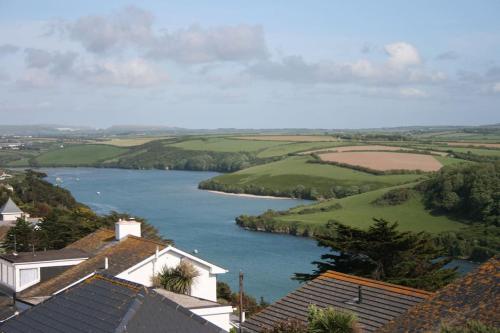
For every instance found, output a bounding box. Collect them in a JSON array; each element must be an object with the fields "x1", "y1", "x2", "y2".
[
  {"x1": 242, "y1": 271, "x2": 432, "y2": 333},
  {"x1": 377, "y1": 256, "x2": 500, "y2": 332},
  {"x1": 0, "y1": 248, "x2": 89, "y2": 263},
  {"x1": 19, "y1": 235, "x2": 167, "y2": 303},
  {"x1": 65, "y1": 228, "x2": 116, "y2": 255}
]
